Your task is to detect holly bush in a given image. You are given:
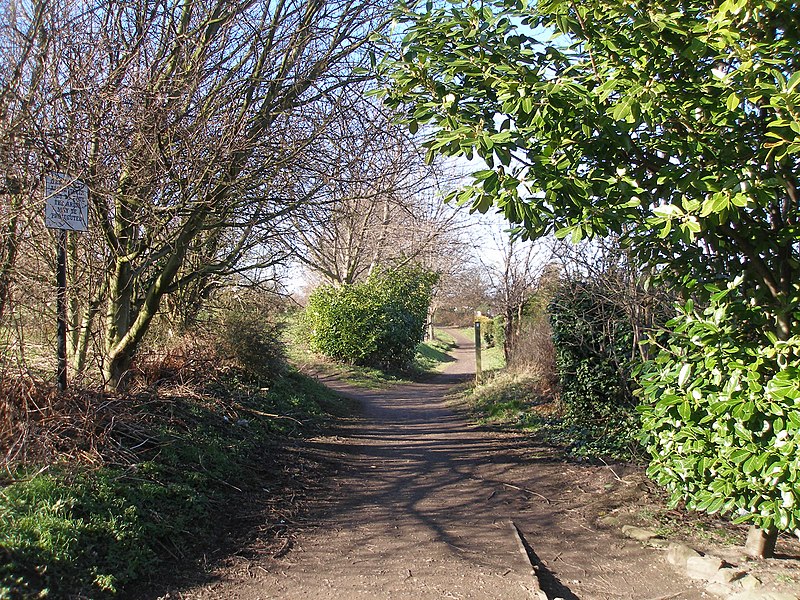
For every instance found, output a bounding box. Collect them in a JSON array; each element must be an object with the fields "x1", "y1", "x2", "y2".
[
  {"x1": 305, "y1": 267, "x2": 437, "y2": 368},
  {"x1": 639, "y1": 279, "x2": 800, "y2": 533}
]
